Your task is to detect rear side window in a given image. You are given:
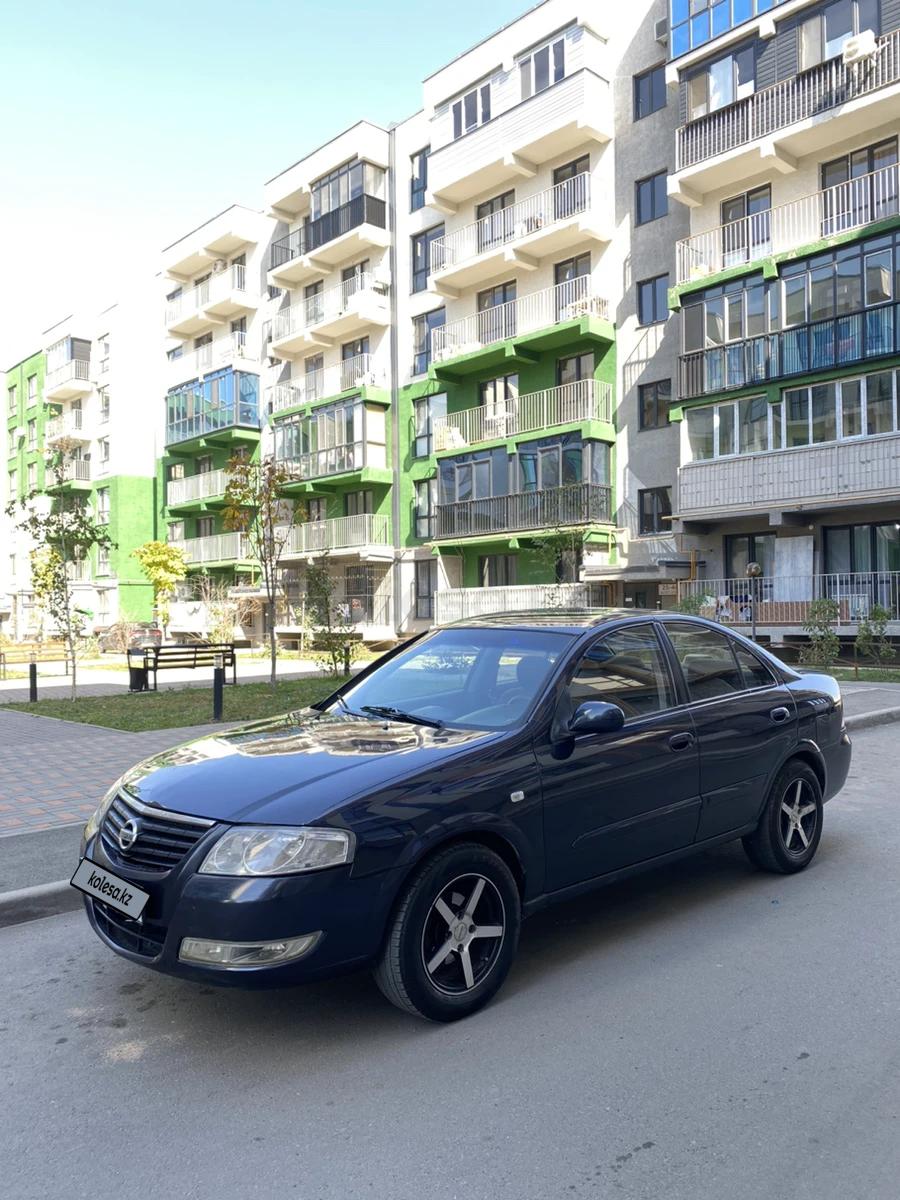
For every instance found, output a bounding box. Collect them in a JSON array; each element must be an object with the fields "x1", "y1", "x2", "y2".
[
  {"x1": 666, "y1": 624, "x2": 744, "y2": 701},
  {"x1": 733, "y1": 644, "x2": 777, "y2": 689},
  {"x1": 567, "y1": 624, "x2": 674, "y2": 719}
]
